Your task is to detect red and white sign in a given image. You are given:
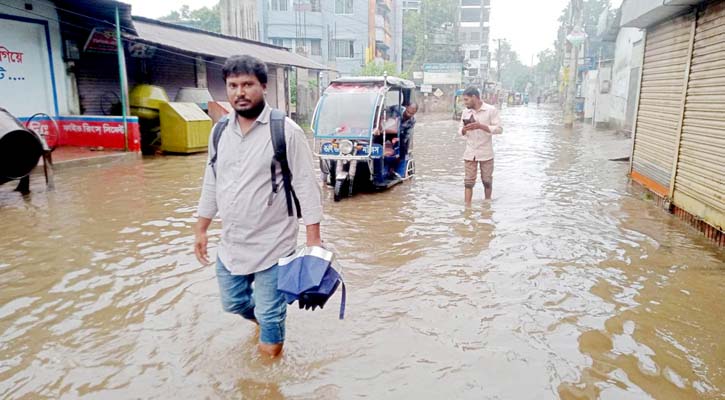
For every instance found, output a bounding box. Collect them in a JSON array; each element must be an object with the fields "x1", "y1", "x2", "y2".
[
  {"x1": 21, "y1": 116, "x2": 141, "y2": 152},
  {"x1": 84, "y1": 28, "x2": 117, "y2": 53}
]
